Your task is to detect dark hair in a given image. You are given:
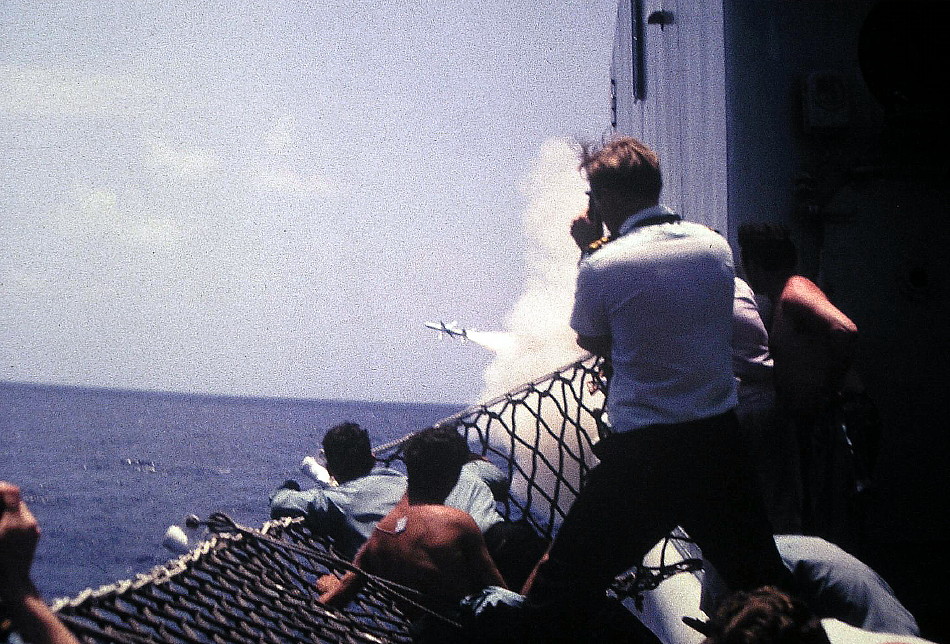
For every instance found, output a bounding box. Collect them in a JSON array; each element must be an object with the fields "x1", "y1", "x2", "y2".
[
  {"x1": 702, "y1": 586, "x2": 830, "y2": 644},
  {"x1": 737, "y1": 223, "x2": 797, "y2": 274},
  {"x1": 401, "y1": 426, "x2": 469, "y2": 498},
  {"x1": 322, "y1": 422, "x2": 375, "y2": 482},
  {"x1": 579, "y1": 136, "x2": 662, "y2": 204}
]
